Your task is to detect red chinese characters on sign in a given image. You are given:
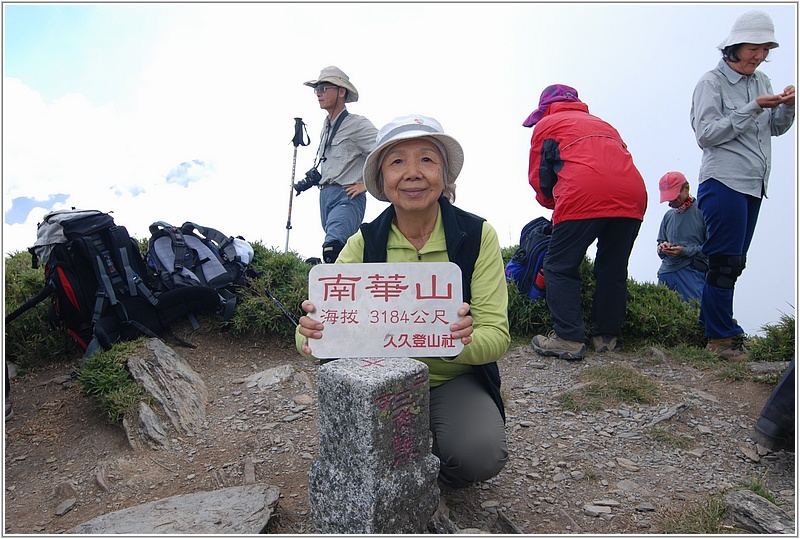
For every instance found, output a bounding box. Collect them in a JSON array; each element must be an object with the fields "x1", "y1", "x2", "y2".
[
  {"x1": 319, "y1": 274, "x2": 362, "y2": 301},
  {"x1": 384, "y1": 333, "x2": 457, "y2": 350},
  {"x1": 416, "y1": 274, "x2": 453, "y2": 300},
  {"x1": 317, "y1": 273, "x2": 454, "y2": 303},
  {"x1": 308, "y1": 262, "x2": 463, "y2": 358},
  {"x1": 374, "y1": 372, "x2": 428, "y2": 467},
  {"x1": 366, "y1": 273, "x2": 409, "y2": 302}
]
